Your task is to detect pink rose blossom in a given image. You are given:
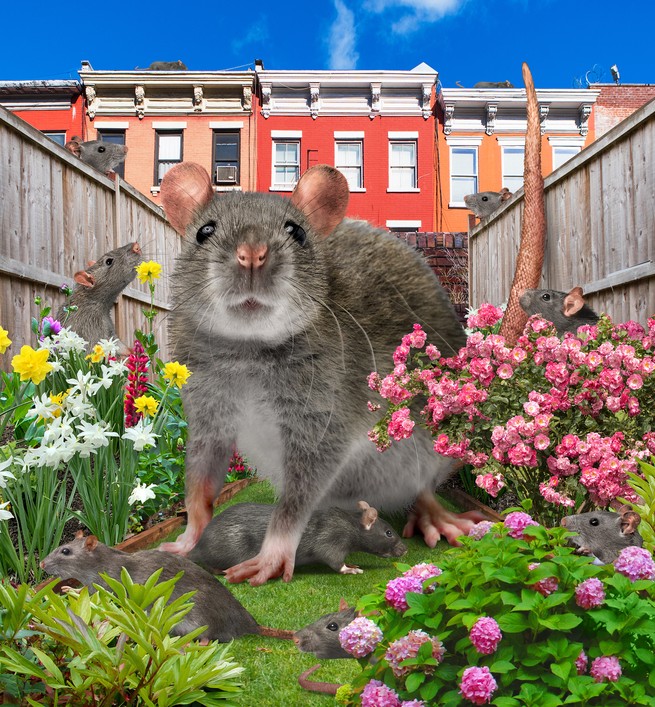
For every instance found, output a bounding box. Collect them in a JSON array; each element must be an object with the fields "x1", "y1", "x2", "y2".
[
  {"x1": 361, "y1": 679, "x2": 401, "y2": 707},
  {"x1": 469, "y1": 617, "x2": 502, "y2": 654},
  {"x1": 387, "y1": 408, "x2": 415, "y2": 441},
  {"x1": 497, "y1": 363, "x2": 514, "y2": 379},
  {"x1": 590, "y1": 656, "x2": 622, "y2": 683},
  {"x1": 575, "y1": 578, "x2": 605, "y2": 609},
  {"x1": 459, "y1": 666, "x2": 497, "y2": 705},
  {"x1": 425, "y1": 344, "x2": 440, "y2": 360},
  {"x1": 475, "y1": 472, "x2": 505, "y2": 497}
]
